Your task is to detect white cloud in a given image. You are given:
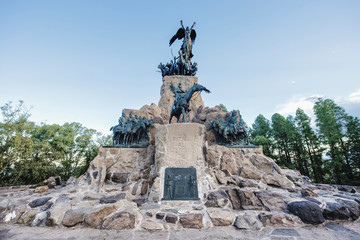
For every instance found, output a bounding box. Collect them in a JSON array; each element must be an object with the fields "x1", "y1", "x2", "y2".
[
  {"x1": 275, "y1": 95, "x2": 323, "y2": 117},
  {"x1": 348, "y1": 89, "x2": 360, "y2": 103},
  {"x1": 275, "y1": 90, "x2": 360, "y2": 125}
]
